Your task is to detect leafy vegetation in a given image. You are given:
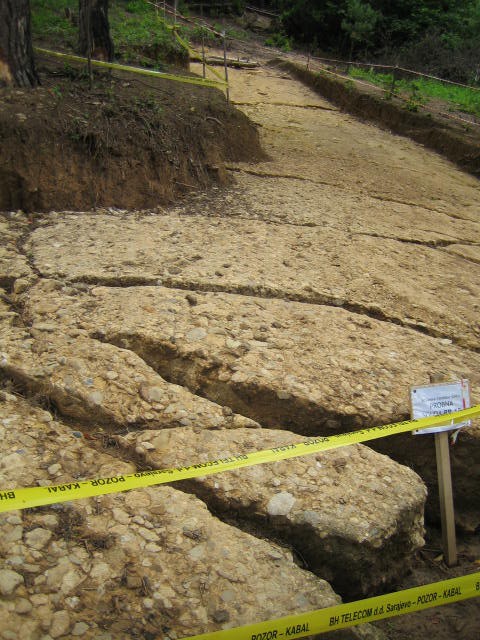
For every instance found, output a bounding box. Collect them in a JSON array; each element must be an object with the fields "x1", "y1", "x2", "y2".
[
  {"x1": 31, "y1": 0, "x2": 187, "y2": 68},
  {"x1": 31, "y1": 0, "x2": 76, "y2": 47},
  {"x1": 272, "y1": 0, "x2": 480, "y2": 84},
  {"x1": 348, "y1": 66, "x2": 480, "y2": 116}
]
